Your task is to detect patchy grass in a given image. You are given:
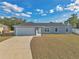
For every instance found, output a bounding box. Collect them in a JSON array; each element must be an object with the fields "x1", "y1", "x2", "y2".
[
  {"x1": 0, "y1": 36, "x2": 12, "y2": 42},
  {"x1": 31, "y1": 34, "x2": 79, "y2": 59}
]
